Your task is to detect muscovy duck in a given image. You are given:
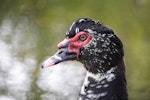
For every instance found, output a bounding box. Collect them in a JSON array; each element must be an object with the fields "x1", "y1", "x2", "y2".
[{"x1": 41, "y1": 18, "x2": 128, "y2": 100}]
